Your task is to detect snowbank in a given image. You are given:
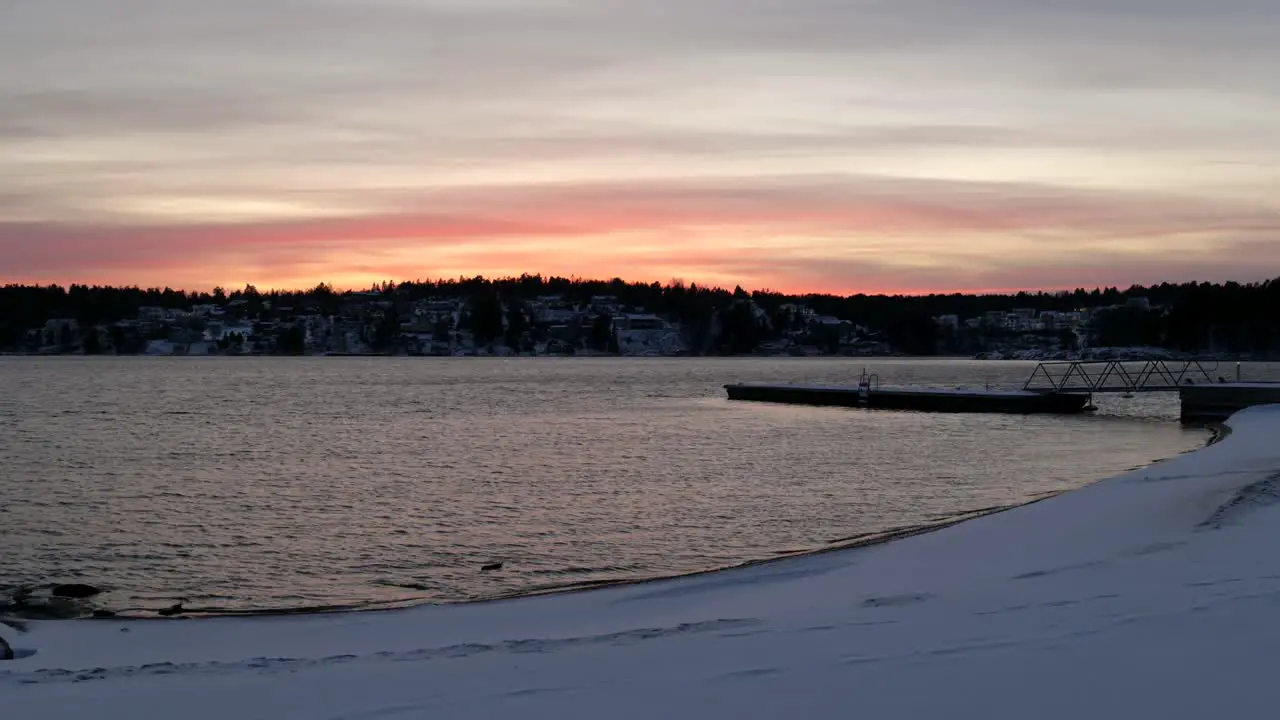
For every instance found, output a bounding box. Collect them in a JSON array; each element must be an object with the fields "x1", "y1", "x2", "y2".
[{"x1": 7, "y1": 406, "x2": 1280, "y2": 719}]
